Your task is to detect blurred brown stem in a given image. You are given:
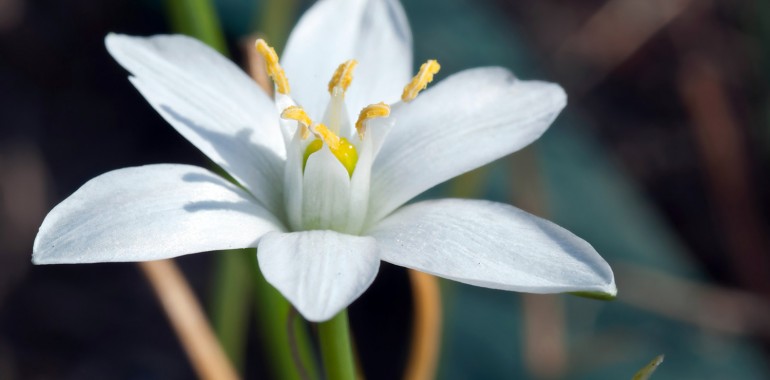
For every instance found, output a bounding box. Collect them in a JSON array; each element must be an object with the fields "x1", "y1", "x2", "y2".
[
  {"x1": 677, "y1": 56, "x2": 770, "y2": 294},
  {"x1": 521, "y1": 295, "x2": 566, "y2": 379},
  {"x1": 616, "y1": 262, "x2": 770, "y2": 337},
  {"x1": 511, "y1": 146, "x2": 568, "y2": 379},
  {"x1": 139, "y1": 260, "x2": 239, "y2": 380},
  {"x1": 404, "y1": 270, "x2": 442, "y2": 380},
  {"x1": 553, "y1": 0, "x2": 694, "y2": 93}
]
